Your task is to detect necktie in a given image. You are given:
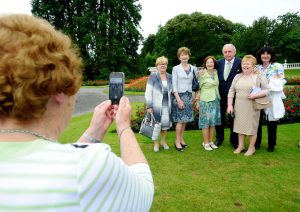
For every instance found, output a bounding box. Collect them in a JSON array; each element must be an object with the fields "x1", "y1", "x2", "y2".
[{"x1": 224, "y1": 61, "x2": 231, "y2": 80}]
